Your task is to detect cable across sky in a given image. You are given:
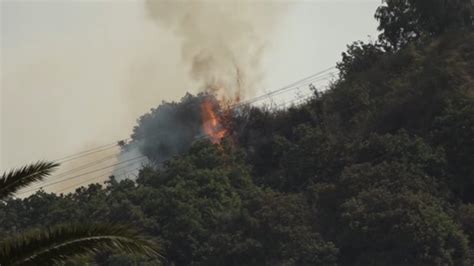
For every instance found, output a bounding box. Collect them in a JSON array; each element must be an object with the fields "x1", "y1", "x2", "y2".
[{"x1": 14, "y1": 66, "x2": 338, "y2": 196}]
